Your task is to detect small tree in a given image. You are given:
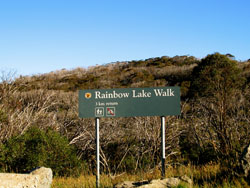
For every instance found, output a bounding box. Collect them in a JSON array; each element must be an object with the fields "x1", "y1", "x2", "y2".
[{"x1": 189, "y1": 53, "x2": 245, "y2": 158}]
